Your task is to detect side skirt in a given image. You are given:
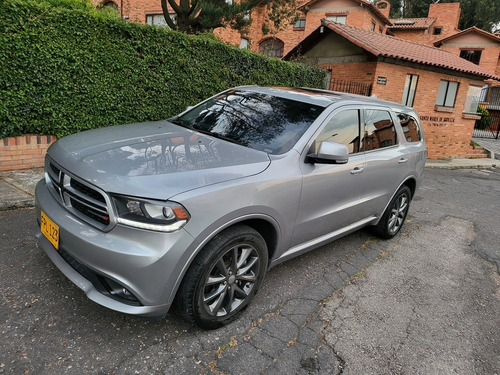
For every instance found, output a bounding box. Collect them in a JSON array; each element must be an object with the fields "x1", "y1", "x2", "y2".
[{"x1": 269, "y1": 216, "x2": 378, "y2": 269}]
